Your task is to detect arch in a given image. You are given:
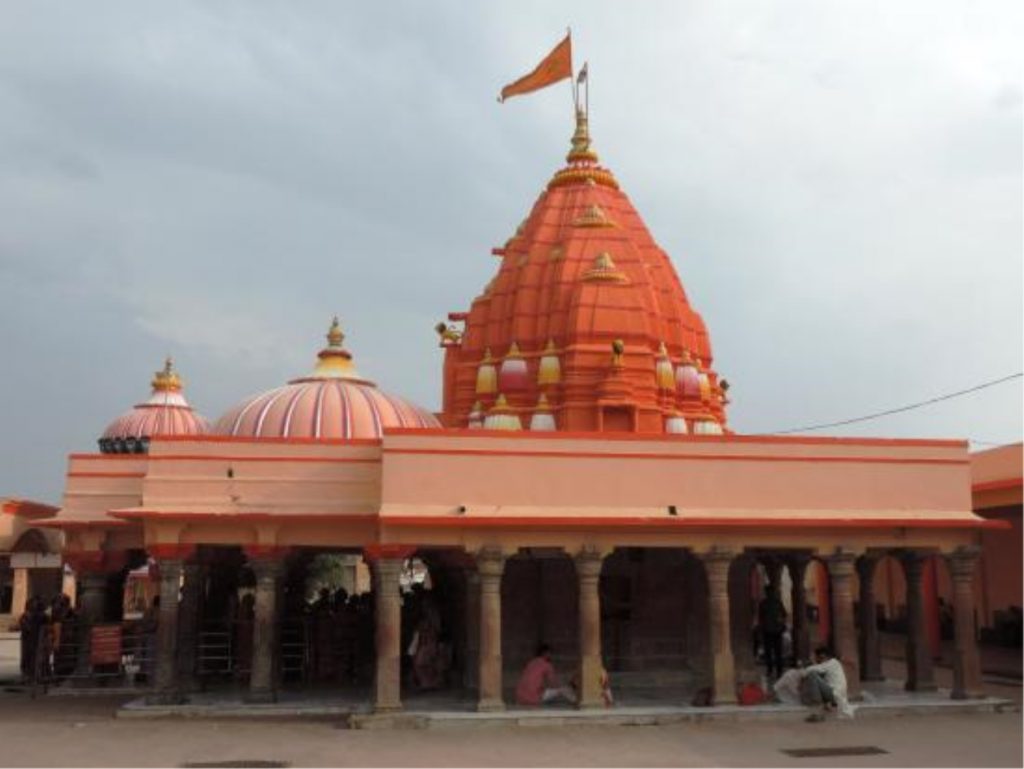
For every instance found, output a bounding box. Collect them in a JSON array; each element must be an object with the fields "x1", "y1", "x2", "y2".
[
  {"x1": 12, "y1": 528, "x2": 52, "y2": 554},
  {"x1": 501, "y1": 548, "x2": 578, "y2": 681}
]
